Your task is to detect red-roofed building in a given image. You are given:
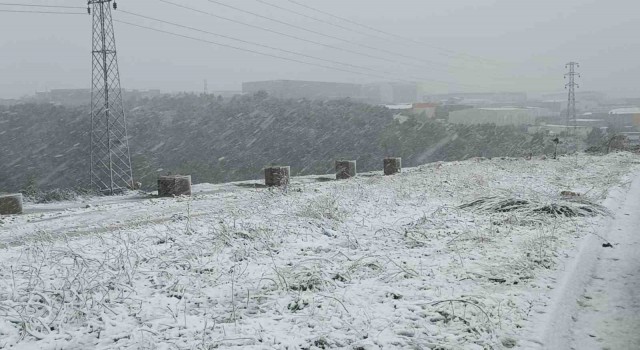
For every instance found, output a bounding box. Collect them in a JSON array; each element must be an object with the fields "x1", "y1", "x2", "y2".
[{"x1": 412, "y1": 103, "x2": 439, "y2": 119}]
